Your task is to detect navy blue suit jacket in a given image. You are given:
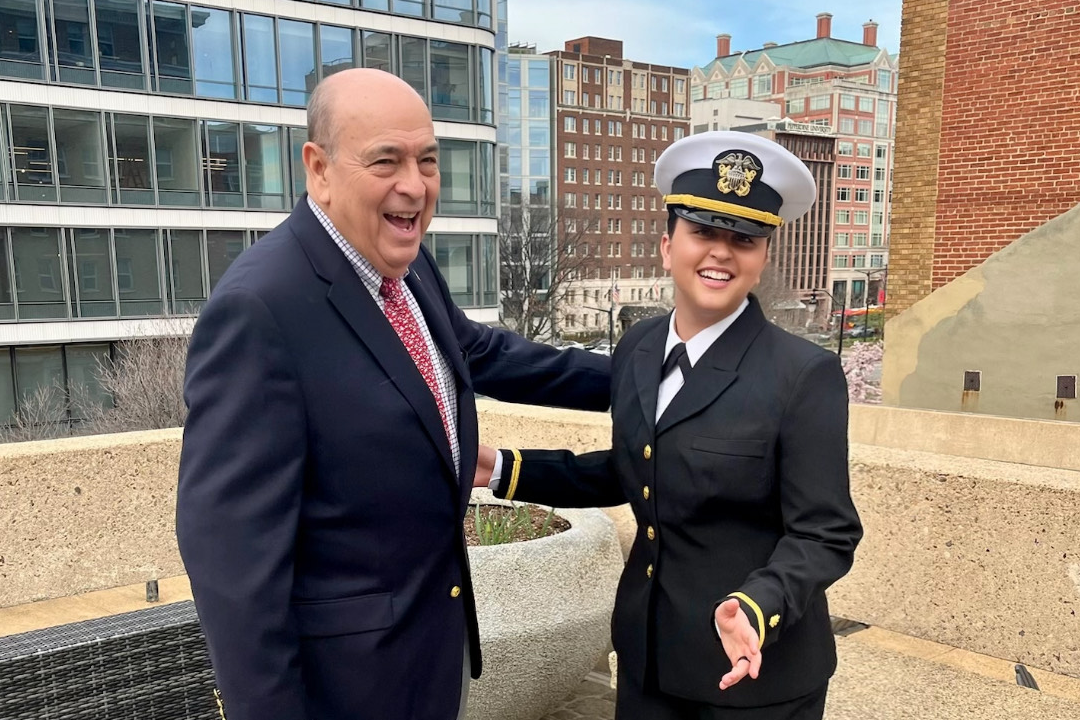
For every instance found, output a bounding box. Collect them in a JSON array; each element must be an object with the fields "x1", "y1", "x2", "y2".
[{"x1": 176, "y1": 199, "x2": 609, "y2": 720}]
